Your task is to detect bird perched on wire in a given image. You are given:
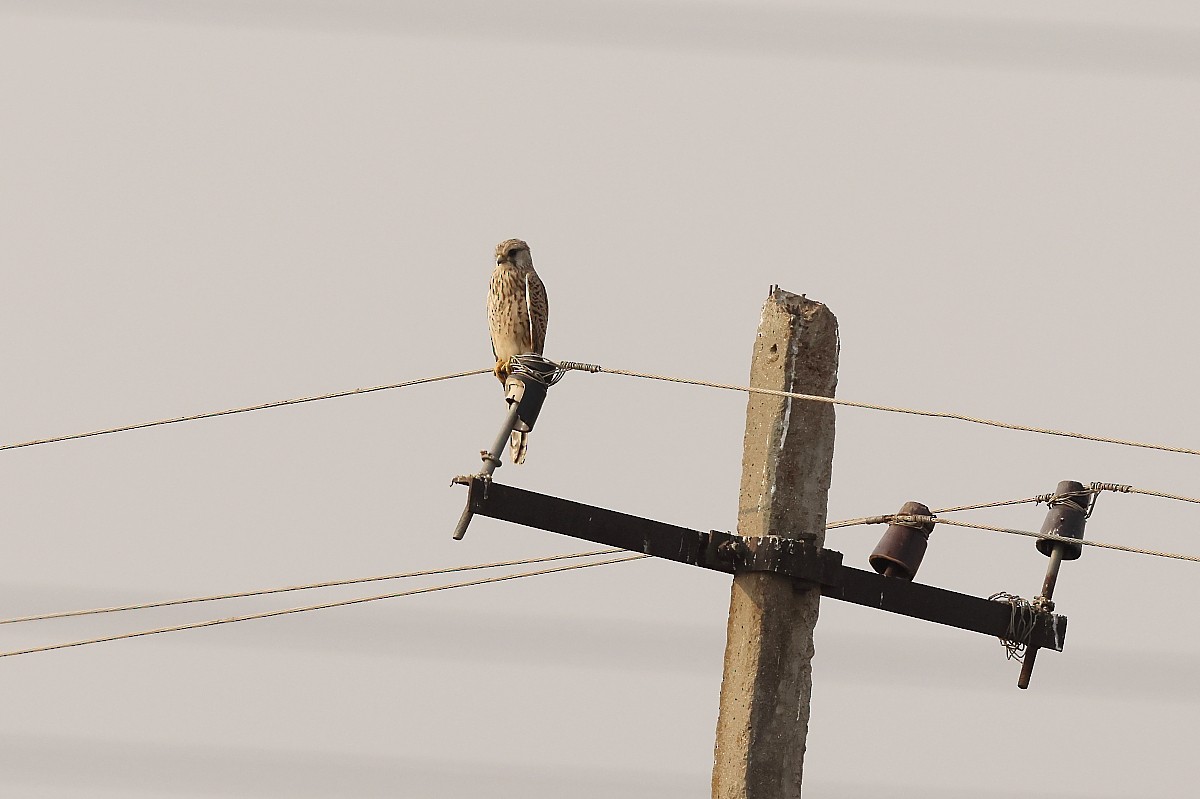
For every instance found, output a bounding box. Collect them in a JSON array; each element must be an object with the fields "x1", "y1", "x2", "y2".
[{"x1": 487, "y1": 238, "x2": 549, "y2": 464}]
